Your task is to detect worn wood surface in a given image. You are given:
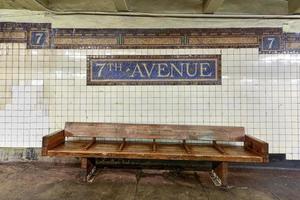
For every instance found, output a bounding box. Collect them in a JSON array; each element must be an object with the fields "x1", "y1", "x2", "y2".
[
  {"x1": 244, "y1": 135, "x2": 269, "y2": 162},
  {"x1": 81, "y1": 157, "x2": 96, "y2": 182},
  {"x1": 82, "y1": 137, "x2": 96, "y2": 150},
  {"x1": 42, "y1": 122, "x2": 268, "y2": 186},
  {"x1": 118, "y1": 138, "x2": 126, "y2": 152},
  {"x1": 212, "y1": 162, "x2": 228, "y2": 186},
  {"x1": 152, "y1": 139, "x2": 157, "y2": 152},
  {"x1": 182, "y1": 140, "x2": 192, "y2": 154},
  {"x1": 212, "y1": 141, "x2": 226, "y2": 154},
  {"x1": 47, "y1": 141, "x2": 265, "y2": 163},
  {"x1": 42, "y1": 130, "x2": 65, "y2": 156},
  {"x1": 64, "y1": 122, "x2": 245, "y2": 141}
]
